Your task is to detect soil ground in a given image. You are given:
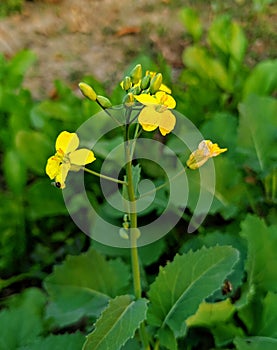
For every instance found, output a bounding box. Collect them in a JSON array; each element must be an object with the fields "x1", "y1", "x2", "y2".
[{"x1": 0, "y1": 0, "x2": 276, "y2": 99}]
